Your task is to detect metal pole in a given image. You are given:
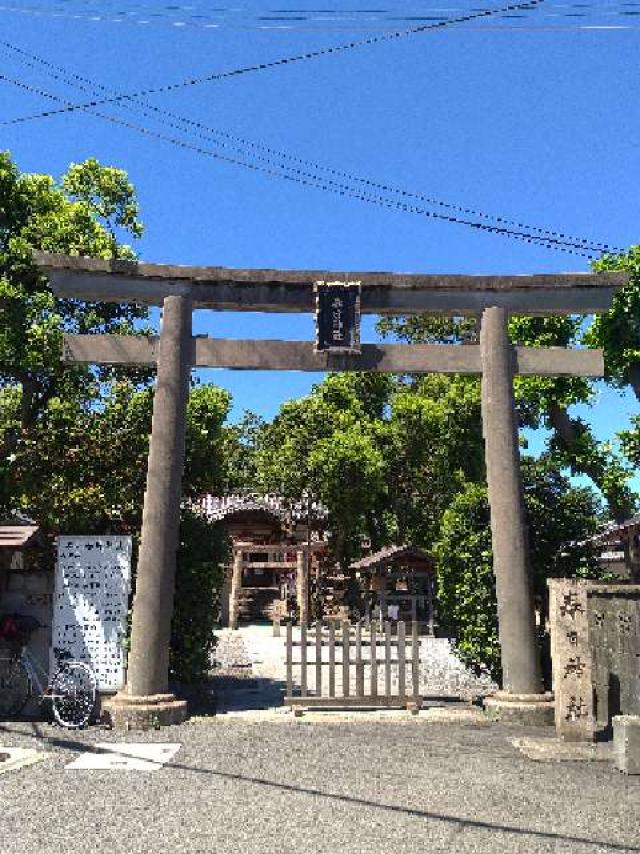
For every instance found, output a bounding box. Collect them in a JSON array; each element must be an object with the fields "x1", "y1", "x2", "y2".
[{"x1": 480, "y1": 306, "x2": 541, "y2": 695}]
